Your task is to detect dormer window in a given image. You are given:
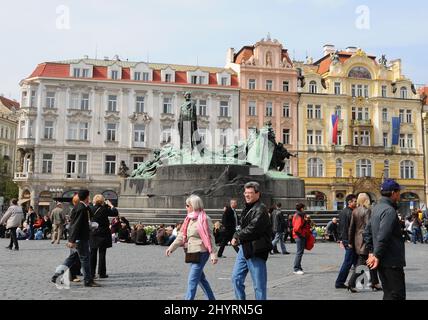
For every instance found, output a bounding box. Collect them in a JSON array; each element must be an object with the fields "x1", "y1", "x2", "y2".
[
  {"x1": 309, "y1": 81, "x2": 317, "y2": 94},
  {"x1": 73, "y1": 68, "x2": 81, "y2": 78},
  {"x1": 134, "y1": 72, "x2": 141, "y2": 81},
  {"x1": 400, "y1": 87, "x2": 407, "y2": 99},
  {"x1": 70, "y1": 63, "x2": 93, "y2": 78},
  {"x1": 165, "y1": 74, "x2": 172, "y2": 82},
  {"x1": 111, "y1": 70, "x2": 119, "y2": 80}
]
